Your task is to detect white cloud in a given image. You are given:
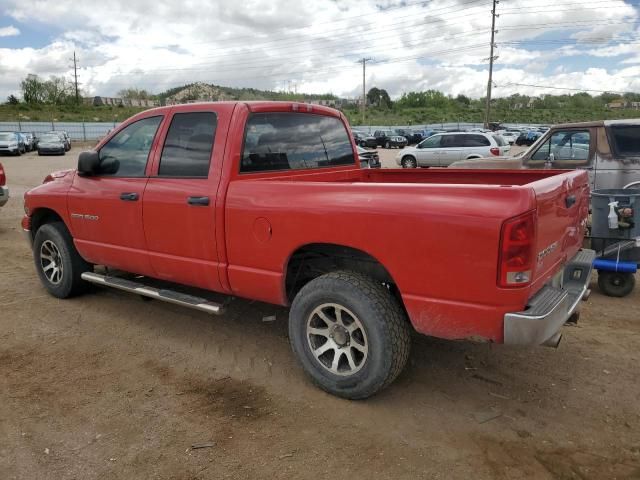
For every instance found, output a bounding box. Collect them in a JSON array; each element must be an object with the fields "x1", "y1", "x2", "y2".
[
  {"x1": 0, "y1": 25, "x2": 20, "y2": 37},
  {"x1": 0, "y1": 0, "x2": 639, "y2": 100}
]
